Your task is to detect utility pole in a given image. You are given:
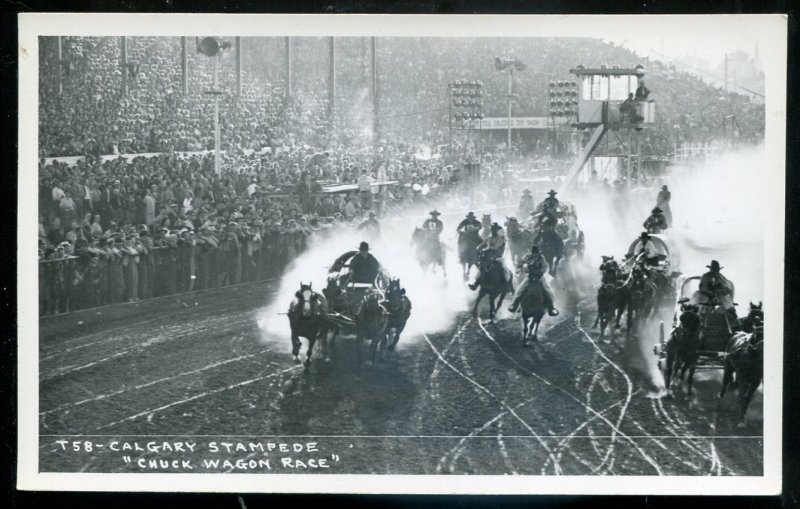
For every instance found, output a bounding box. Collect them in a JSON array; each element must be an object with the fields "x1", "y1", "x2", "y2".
[
  {"x1": 329, "y1": 37, "x2": 336, "y2": 121},
  {"x1": 121, "y1": 36, "x2": 128, "y2": 96},
  {"x1": 372, "y1": 37, "x2": 379, "y2": 149},
  {"x1": 285, "y1": 37, "x2": 292, "y2": 101},
  {"x1": 56, "y1": 36, "x2": 63, "y2": 95},
  {"x1": 181, "y1": 36, "x2": 189, "y2": 95},
  {"x1": 724, "y1": 52, "x2": 728, "y2": 91},
  {"x1": 506, "y1": 68, "x2": 513, "y2": 154},
  {"x1": 235, "y1": 37, "x2": 242, "y2": 96}
]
